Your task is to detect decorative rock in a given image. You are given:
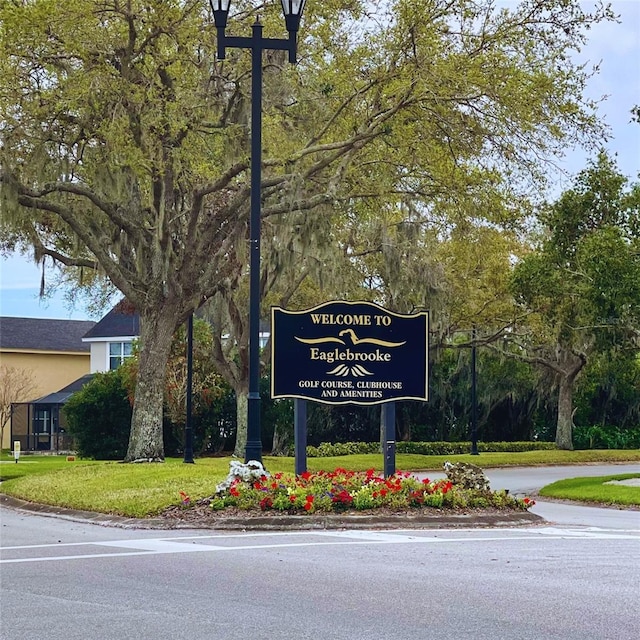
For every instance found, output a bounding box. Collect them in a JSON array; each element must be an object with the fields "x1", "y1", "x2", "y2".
[
  {"x1": 443, "y1": 461, "x2": 490, "y2": 491},
  {"x1": 216, "y1": 460, "x2": 269, "y2": 494}
]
